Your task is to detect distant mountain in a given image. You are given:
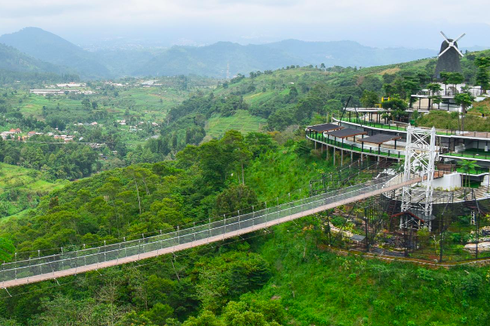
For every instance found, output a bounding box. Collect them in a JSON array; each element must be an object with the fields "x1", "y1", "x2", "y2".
[
  {"x1": 133, "y1": 40, "x2": 436, "y2": 78},
  {"x1": 0, "y1": 27, "x2": 110, "y2": 79},
  {"x1": 264, "y1": 39, "x2": 436, "y2": 68},
  {"x1": 132, "y1": 41, "x2": 304, "y2": 77},
  {"x1": 0, "y1": 43, "x2": 66, "y2": 73},
  {"x1": 0, "y1": 28, "x2": 439, "y2": 79},
  {"x1": 94, "y1": 48, "x2": 164, "y2": 77}
]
